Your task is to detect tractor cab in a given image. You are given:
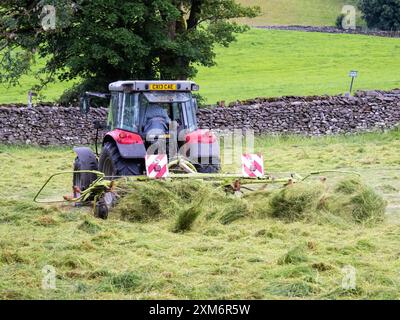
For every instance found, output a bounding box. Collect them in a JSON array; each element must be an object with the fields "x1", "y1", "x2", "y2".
[
  {"x1": 74, "y1": 81, "x2": 220, "y2": 188},
  {"x1": 106, "y1": 81, "x2": 199, "y2": 139}
]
